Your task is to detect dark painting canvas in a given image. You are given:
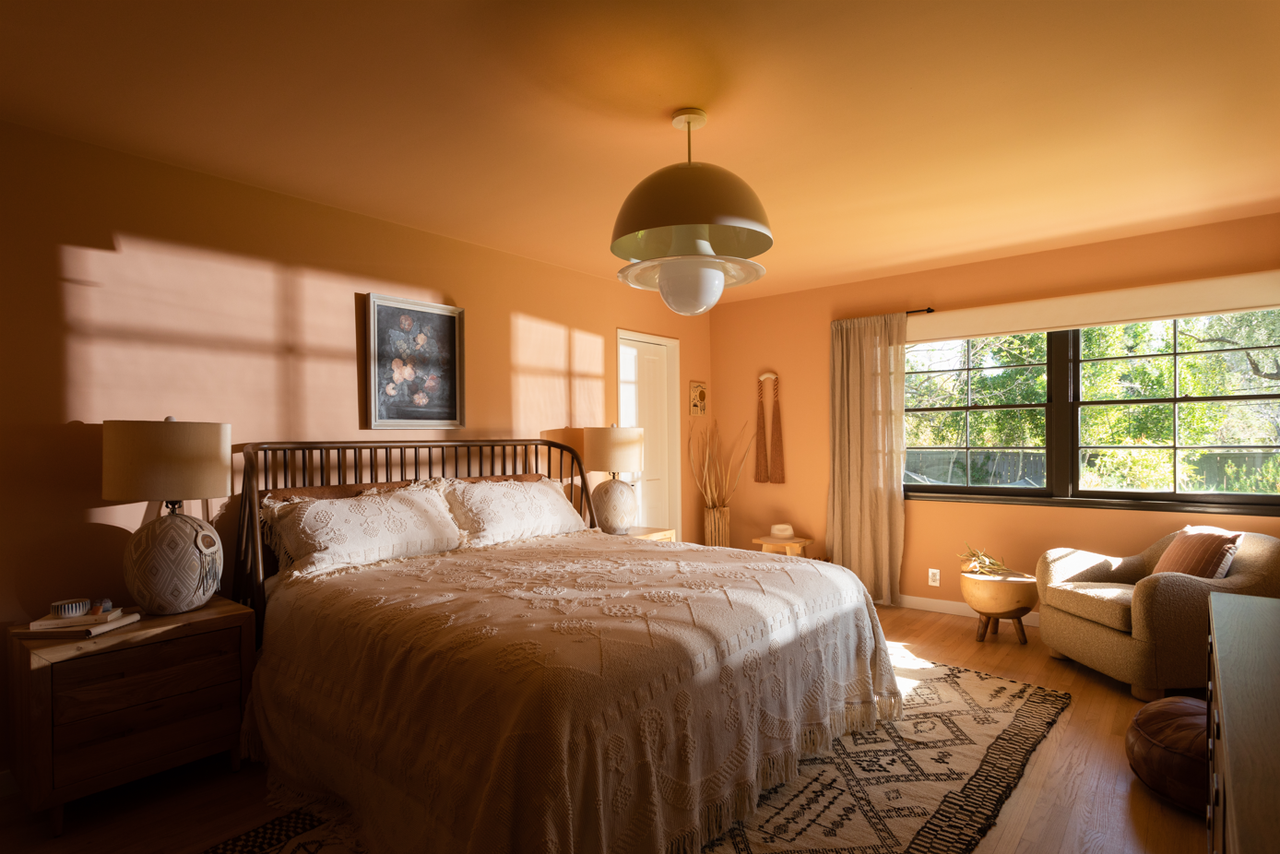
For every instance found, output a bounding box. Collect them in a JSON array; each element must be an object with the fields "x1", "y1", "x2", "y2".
[{"x1": 369, "y1": 295, "x2": 463, "y2": 428}]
